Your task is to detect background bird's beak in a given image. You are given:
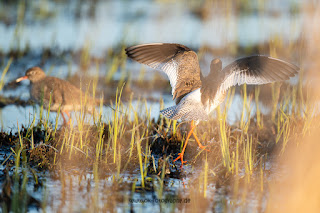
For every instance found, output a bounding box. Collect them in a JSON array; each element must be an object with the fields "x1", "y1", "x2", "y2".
[{"x1": 16, "y1": 76, "x2": 28, "y2": 82}]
